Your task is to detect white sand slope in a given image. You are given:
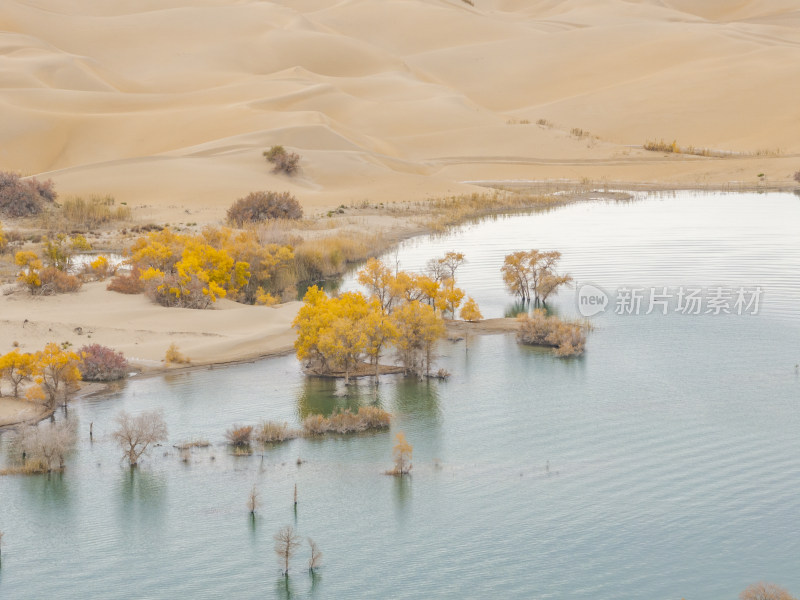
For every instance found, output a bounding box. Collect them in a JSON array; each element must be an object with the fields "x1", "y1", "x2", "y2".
[{"x1": 1, "y1": 0, "x2": 799, "y2": 220}]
